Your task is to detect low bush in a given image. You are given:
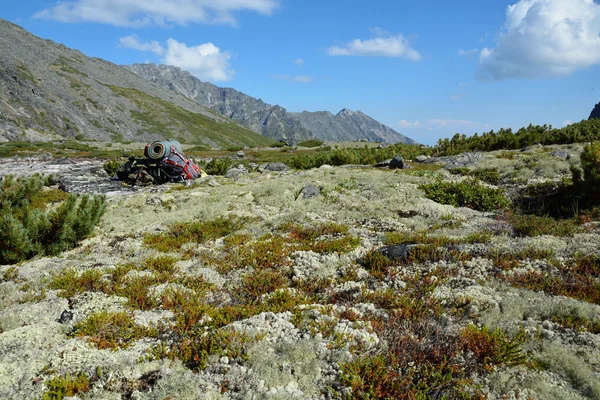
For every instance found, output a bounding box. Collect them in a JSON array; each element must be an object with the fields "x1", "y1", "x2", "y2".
[
  {"x1": 0, "y1": 174, "x2": 106, "y2": 264},
  {"x1": 103, "y1": 159, "x2": 122, "y2": 177},
  {"x1": 502, "y1": 211, "x2": 580, "y2": 237},
  {"x1": 202, "y1": 157, "x2": 234, "y2": 175},
  {"x1": 581, "y1": 141, "x2": 600, "y2": 193},
  {"x1": 42, "y1": 371, "x2": 93, "y2": 400},
  {"x1": 419, "y1": 179, "x2": 510, "y2": 211},
  {"x1": 143, "y1": 216, "x2": 248, "y2": 252},
  {"x1": 73, "y1": 311, "x2": 155, "y2": 350}
]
